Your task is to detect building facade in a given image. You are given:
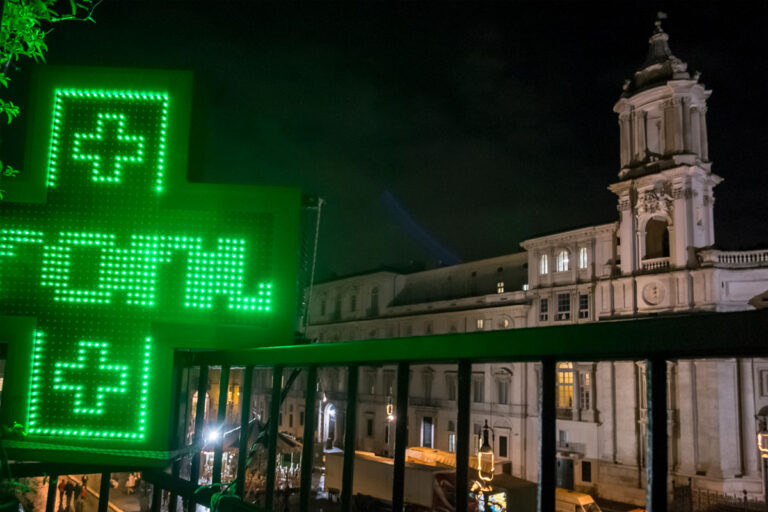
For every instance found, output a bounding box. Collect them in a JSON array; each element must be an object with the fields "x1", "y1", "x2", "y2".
[{"x1": 297, "y1": 23, "x2": 768, "y2": 506}]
